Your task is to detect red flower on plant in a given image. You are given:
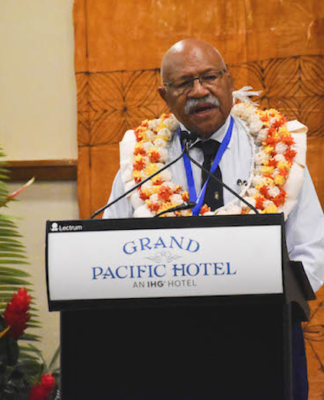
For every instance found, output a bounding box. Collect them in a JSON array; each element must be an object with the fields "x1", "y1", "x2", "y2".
[
  {"x1": 29, "y1": 372, "x2": 56, "y2": 400},
  {"x1": 3, "y1": 287, "x2": 31, "y2": 340}
]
